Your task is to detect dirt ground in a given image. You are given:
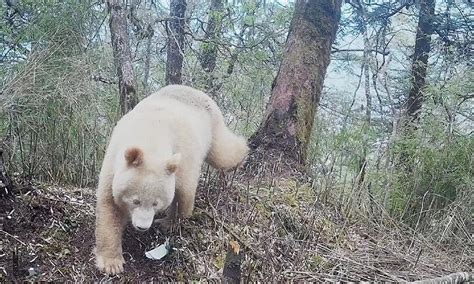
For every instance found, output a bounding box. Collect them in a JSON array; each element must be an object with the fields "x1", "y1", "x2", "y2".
[{"x1": 0, "y1": 172, "x2": 472, "y2": 282}]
